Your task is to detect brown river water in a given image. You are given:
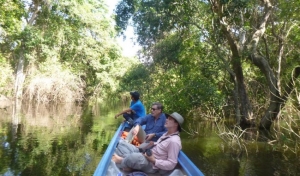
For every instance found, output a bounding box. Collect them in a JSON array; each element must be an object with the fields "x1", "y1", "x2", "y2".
[{"x1": 0, "y1": 101, "x2": 299, "y2": 176}]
